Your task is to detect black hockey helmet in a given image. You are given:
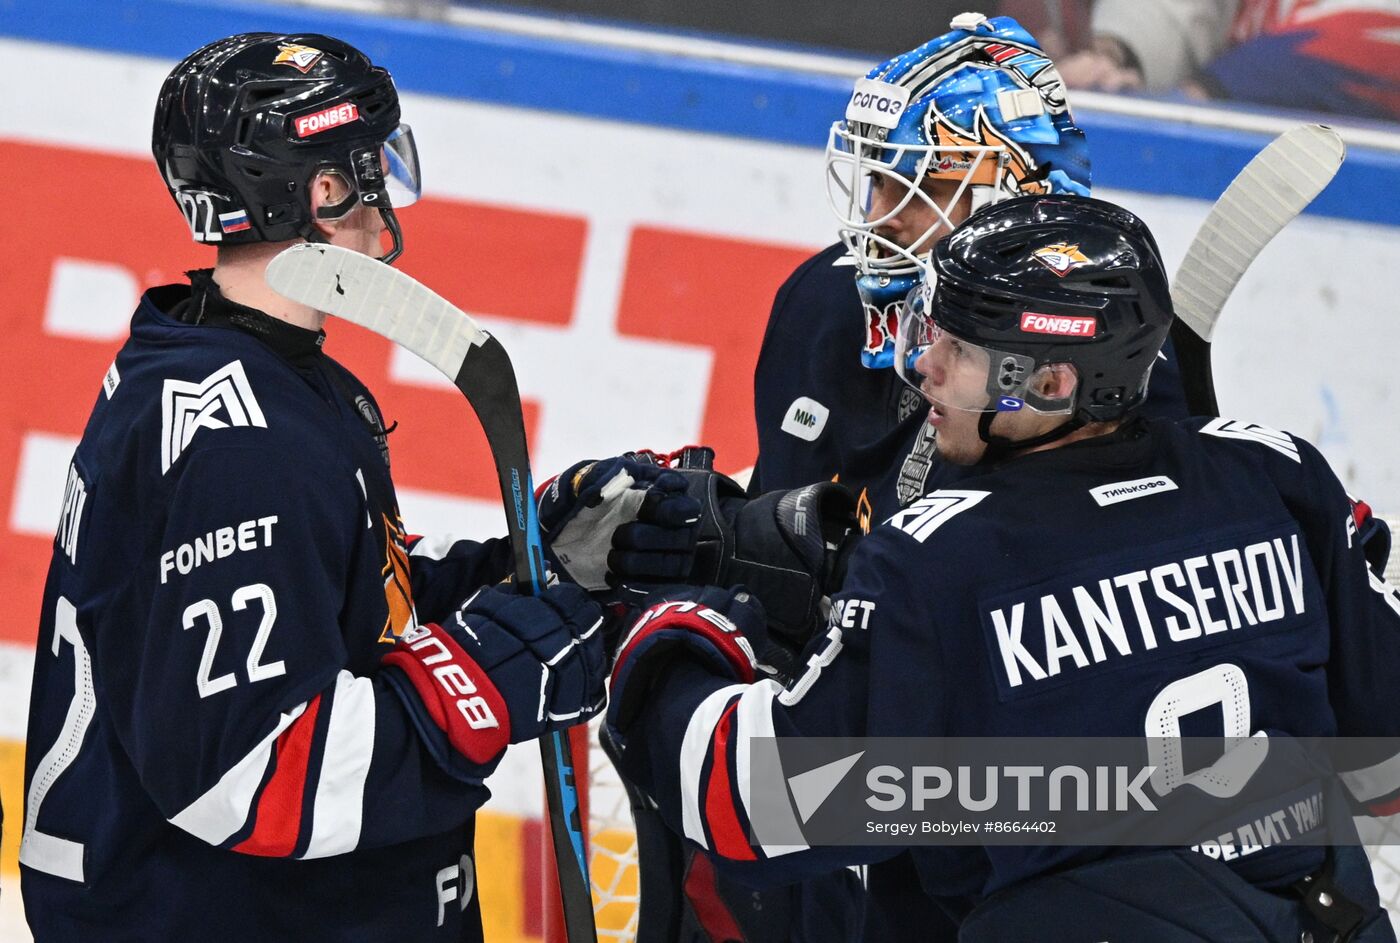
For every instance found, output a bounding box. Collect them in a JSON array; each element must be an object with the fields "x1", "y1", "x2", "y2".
[
  {"x1": 152, "y1": 33, "x2": 420, "y2": 262},
  {"x1": 895, "y1": 193, "x2": 1172, "y2": 437}
]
